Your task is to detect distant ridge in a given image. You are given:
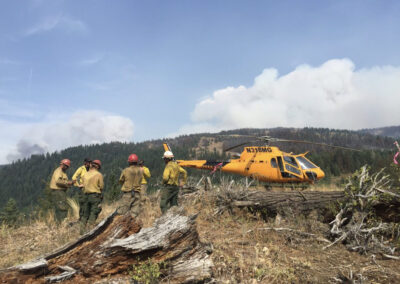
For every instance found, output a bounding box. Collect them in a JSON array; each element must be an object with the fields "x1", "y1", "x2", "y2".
[{"x1": 358, "y1": 125, "x2": 400, "y2": 139}]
